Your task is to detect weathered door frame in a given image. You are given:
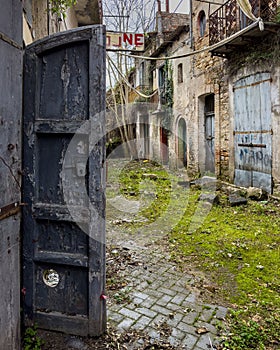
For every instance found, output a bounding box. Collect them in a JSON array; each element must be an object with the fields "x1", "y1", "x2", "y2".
[{"x1": 204, "y1": 94, "x2": 215, "y2": 173}]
